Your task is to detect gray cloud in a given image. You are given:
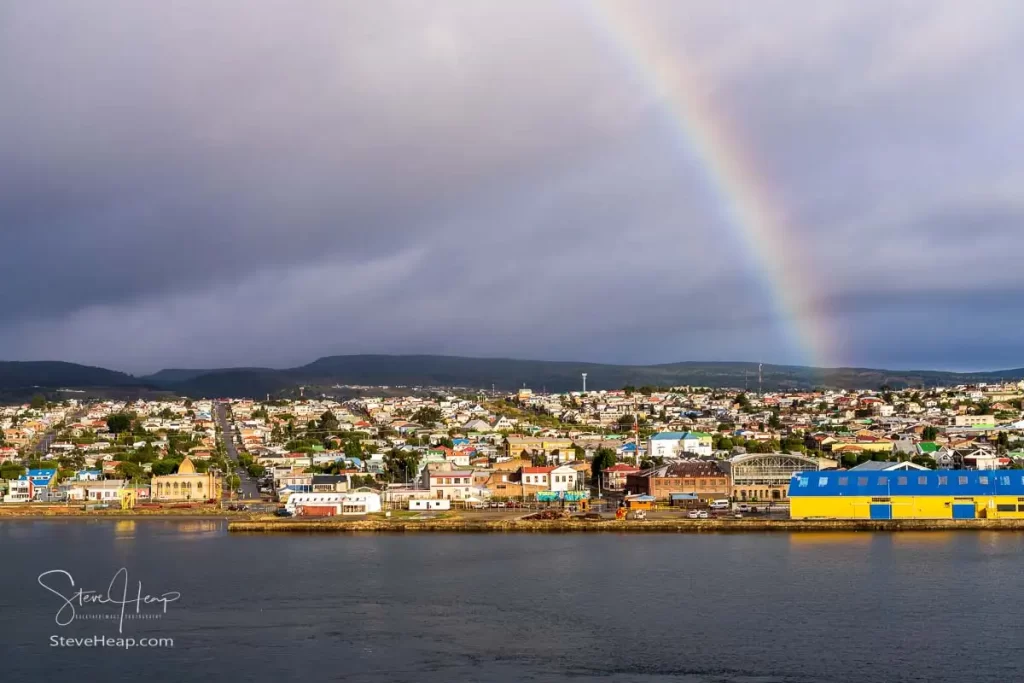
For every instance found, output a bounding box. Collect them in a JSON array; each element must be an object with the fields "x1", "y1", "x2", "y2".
[{"x1": 1, "y1": 1, "x2": 1022, "y2": 373}]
